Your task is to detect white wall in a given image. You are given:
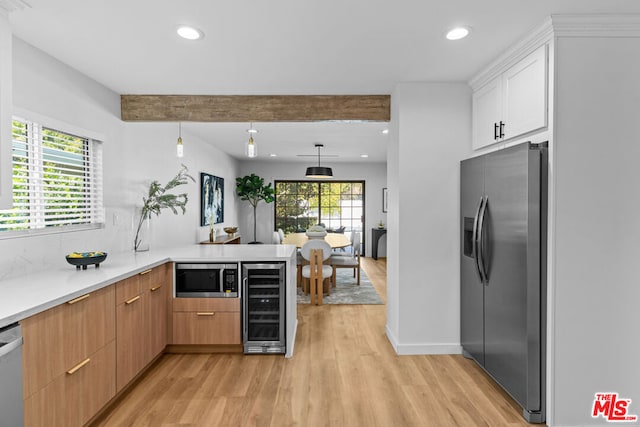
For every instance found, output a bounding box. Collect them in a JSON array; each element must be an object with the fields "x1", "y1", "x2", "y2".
[
  {"x1": 551, "y1": 36, "x2": 640, "y2": 426},
  {"x1": 122, "y1": 123, "x2": 240, "y2": 248},
  {"x1": 386, "y1": 83, "x2": 473, "y2": 354},
  {"x1": 0, "y1": 38, "x2": 239, "y2": 280},
  {"x1": 237, "y1": 160, "x2": 387, "y2": 255},
  {"x1": 0, "y1": 13, "x2": 12, "y2": 208}
]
